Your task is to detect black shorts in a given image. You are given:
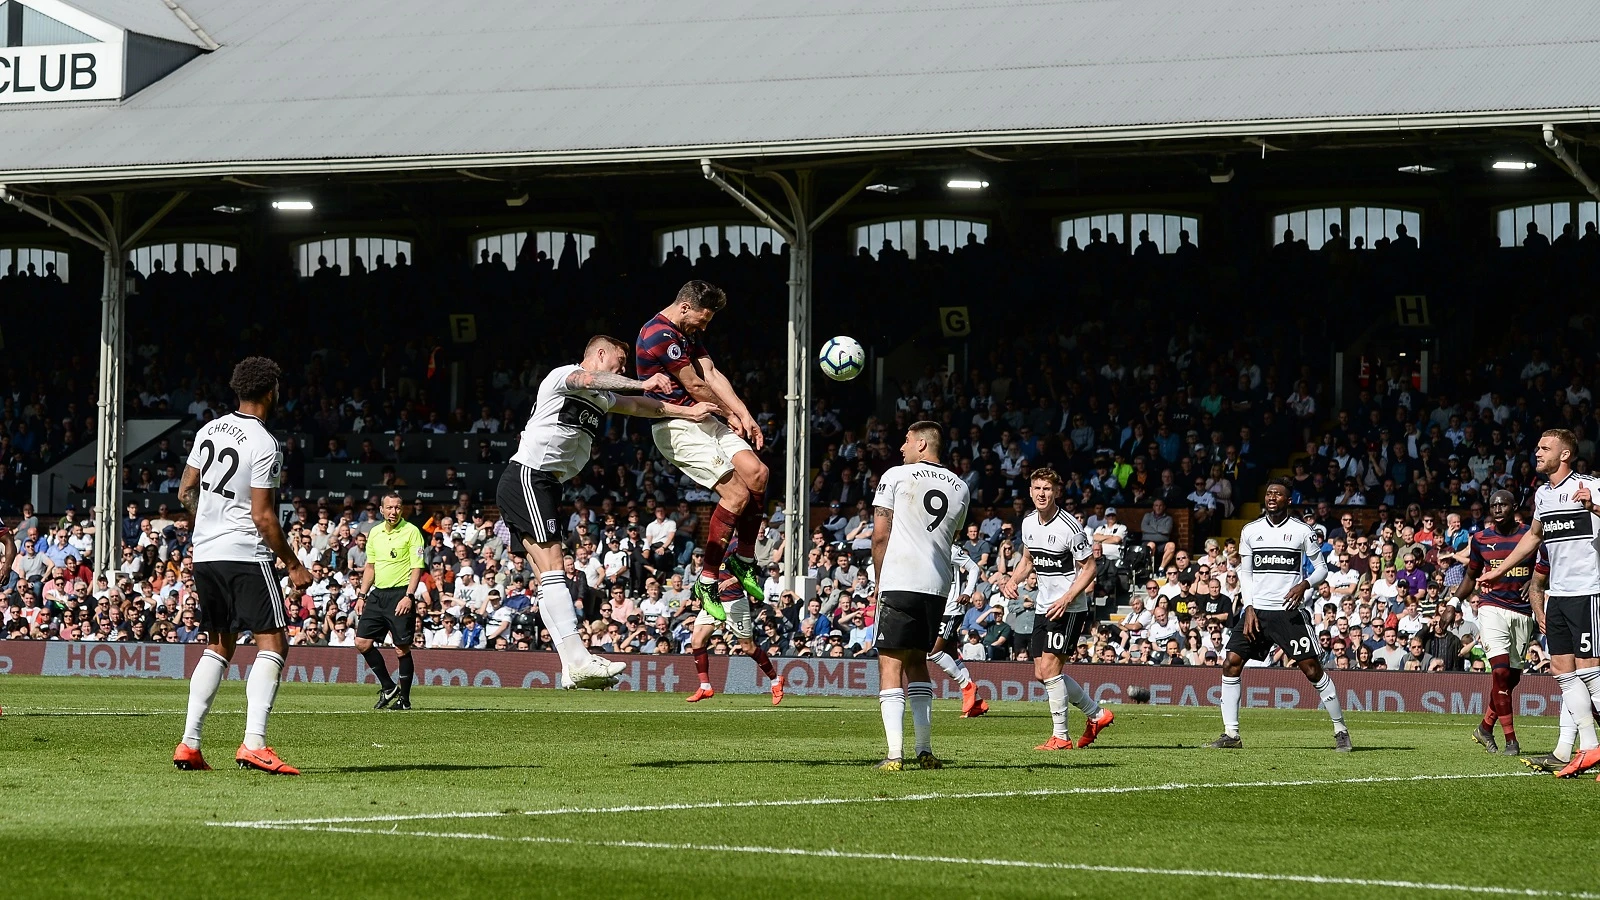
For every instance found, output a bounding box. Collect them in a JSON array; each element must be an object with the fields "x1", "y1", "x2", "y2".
[
  {"x1": 1545, "y1": 594, "x2": 1599, "y2": 658},
  {"x1": 938, "y1": 615, "x2": 964, "y2": 644},
  {"x1": 876, "y1": 590, "x2": 944, "y2": 653},
  {"x1": 1029, "y1": 609, "x2": 1091, "y2": 658},
  {"x1": 1226, "y1": 607, "x2": 1320, "y2": 663},
  {"x1": 193, "y1": 560, "x2": 286, "y2": 635},
  {"x1": 357, "y1": 586, "x2": 417, "y2": 647},
  {"x1": 496, "y1": 461, "x2": 564, "y2": 550}
]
